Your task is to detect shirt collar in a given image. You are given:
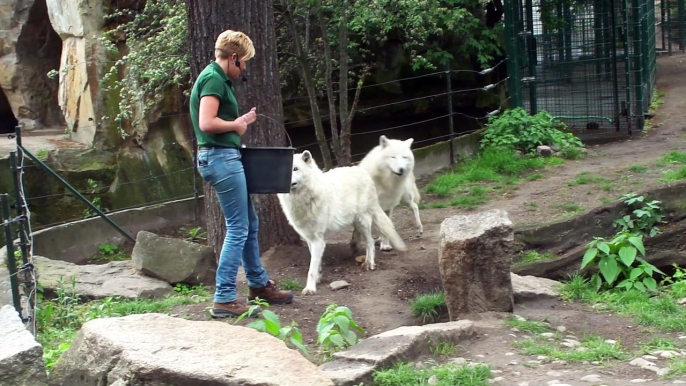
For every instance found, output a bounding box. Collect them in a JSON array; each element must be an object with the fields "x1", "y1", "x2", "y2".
[{"x1": 210, "y1": 61, "x2": 233, "y2": 86}]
